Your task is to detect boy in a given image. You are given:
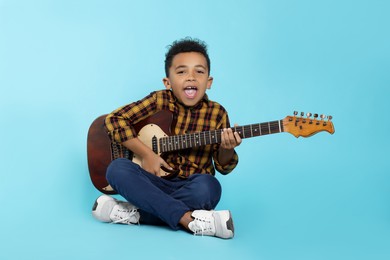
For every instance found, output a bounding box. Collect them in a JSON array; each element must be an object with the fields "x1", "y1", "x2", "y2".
[{"x1": 92, "y1": 38, "x2": 241, "y2": 239}]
